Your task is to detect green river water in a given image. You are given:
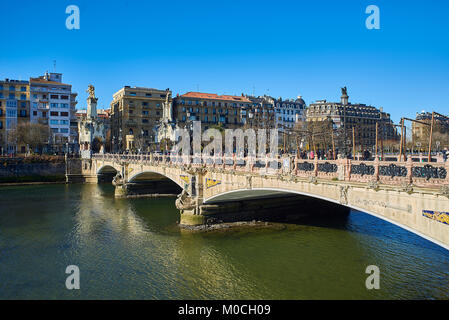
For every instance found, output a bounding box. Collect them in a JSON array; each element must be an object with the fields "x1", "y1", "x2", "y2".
[{"x1": 0, "y1": 184, "x2": 448, "y2": 299}]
